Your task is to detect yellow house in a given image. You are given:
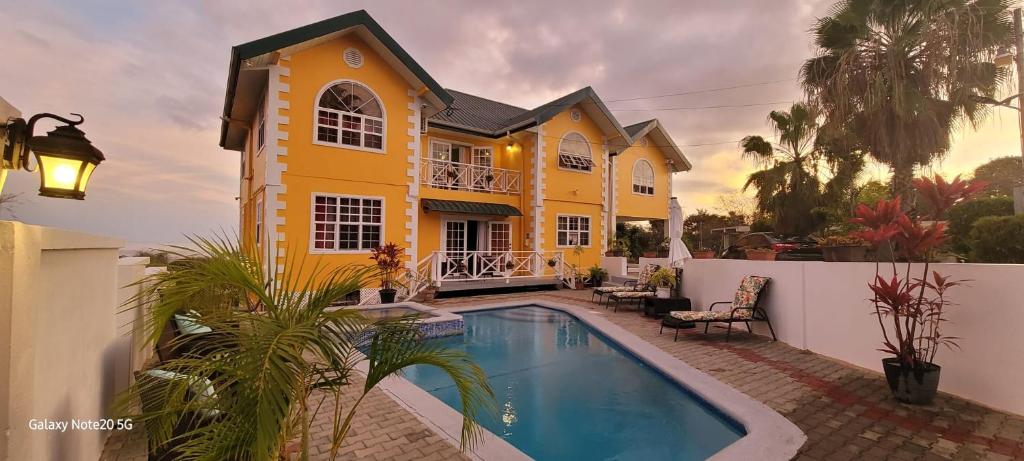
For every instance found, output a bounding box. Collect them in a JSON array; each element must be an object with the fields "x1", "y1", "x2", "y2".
[{"x1": 219, "y1": 10, "x2": 690, "y2": 298}]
